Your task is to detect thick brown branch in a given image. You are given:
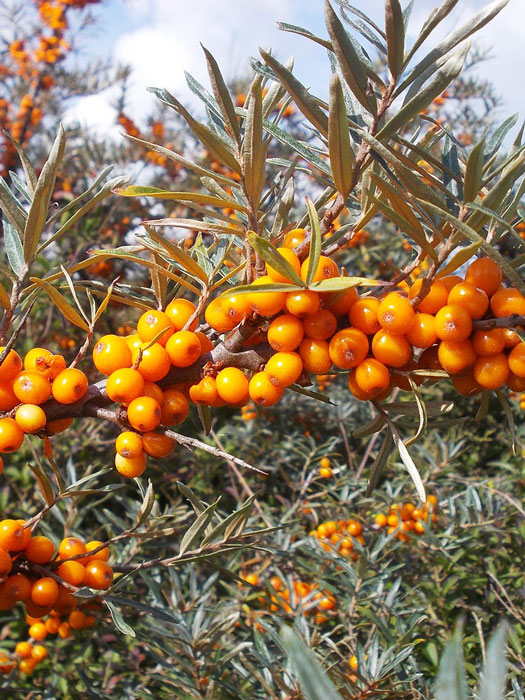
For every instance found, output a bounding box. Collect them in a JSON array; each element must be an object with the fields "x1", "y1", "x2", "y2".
[{"x1": 472, "y1": 314, "x2": 525, "y2": 331}]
